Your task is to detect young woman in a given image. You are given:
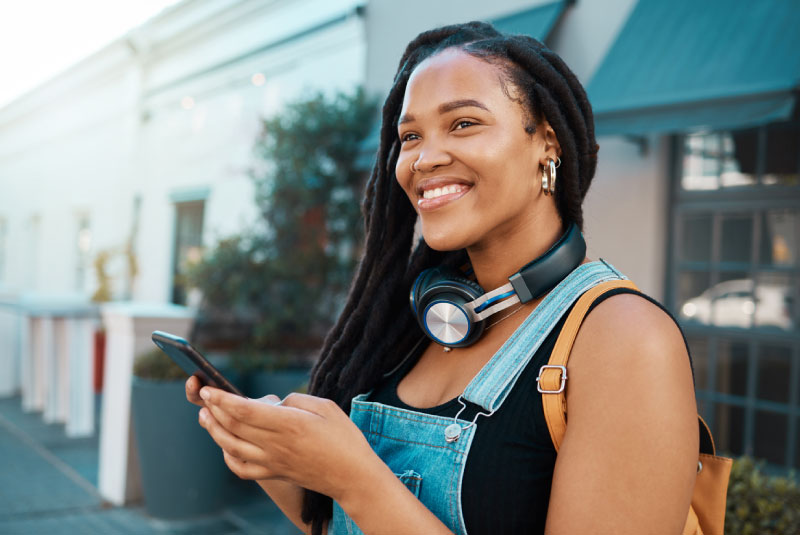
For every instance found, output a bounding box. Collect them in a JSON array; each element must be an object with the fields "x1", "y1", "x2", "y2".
[{"x1": 186, "y1": 22, "x2": 698, "y2": 535}]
